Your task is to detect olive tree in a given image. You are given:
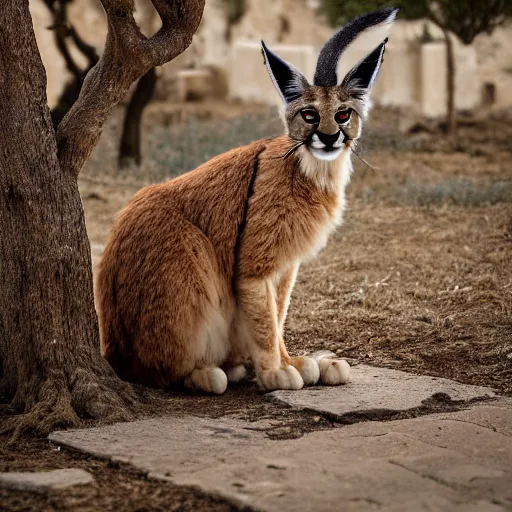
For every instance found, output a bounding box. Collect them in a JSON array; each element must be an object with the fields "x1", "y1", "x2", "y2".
[{"x1": 0, "y1": 0, "x2": 205, "y2": 437}]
